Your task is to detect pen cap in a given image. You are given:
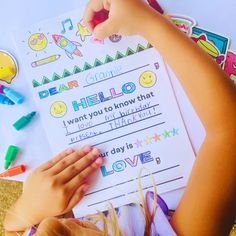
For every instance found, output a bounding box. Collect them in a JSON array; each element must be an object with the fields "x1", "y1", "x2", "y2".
[
  {"x1": 2, "y1": 86, "x2": 24, "y2": 104},
  {"x1": 13, "y1": 112, "x2": 36, "y2": 131},
  {"x1": 13, "y1": 116, "x2": 29, "y2": 131},
  {"x1": 4, "y1": 145, "x2": 20, "y2": 169}
]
